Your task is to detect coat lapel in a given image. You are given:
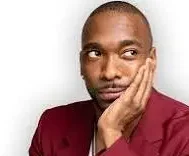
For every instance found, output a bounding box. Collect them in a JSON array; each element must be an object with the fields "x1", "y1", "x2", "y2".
[
  {"x1": 129, "y1": 88, "x2": 171, "y2": 155},
  {"x1": 57, "y1": 101, "x2": 95, "y2": 156}
]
